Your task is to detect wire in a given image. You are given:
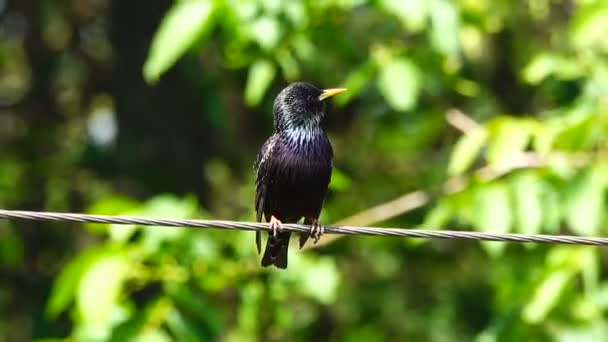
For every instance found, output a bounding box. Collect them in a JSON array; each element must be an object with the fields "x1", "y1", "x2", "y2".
[{"x1": 1, "y1": 209, "x2": 607, "y2": 246}]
